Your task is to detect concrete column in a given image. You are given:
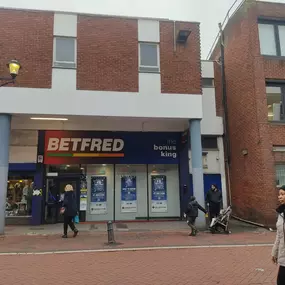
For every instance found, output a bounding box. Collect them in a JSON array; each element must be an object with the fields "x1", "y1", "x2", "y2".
[
  {"x1": 217, "y1": 137, "x2": 228, "y2": 209},
  {"x1": 0, "y1": 114, "x2": 11, "y2": 235},
  {"x1": 189, "y1": 119, "x2": 206, "y2": 228}
]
